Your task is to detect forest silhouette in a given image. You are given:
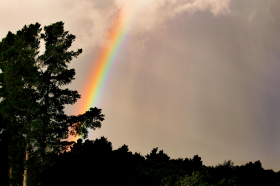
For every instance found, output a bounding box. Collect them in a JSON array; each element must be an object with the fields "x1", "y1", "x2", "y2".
[
  {"x1": 0, "y1": 22, "x2": 279, "y2": 186},
  {"x1": 1, "y1": 135, "x2": 280, "y2": 185}
]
